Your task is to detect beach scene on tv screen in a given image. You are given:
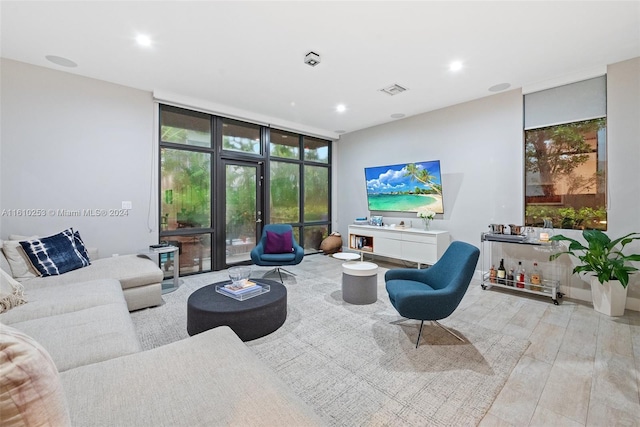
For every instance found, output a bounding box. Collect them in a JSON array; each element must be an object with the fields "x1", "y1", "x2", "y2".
[{"x1": 365, "y1": 160, "x2": 444, "y2": 214}]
